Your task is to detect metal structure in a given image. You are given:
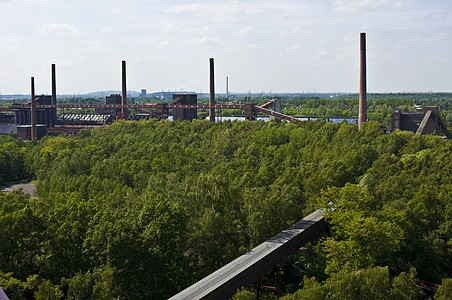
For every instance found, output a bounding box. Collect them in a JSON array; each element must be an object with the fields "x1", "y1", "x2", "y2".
[
  {"x1": 169, "y1": 209, "x2": 328, "y2": 300},
  {"x1": 359, "y1": 32, "x2": 367, "y2": 130},
  {"x1": 6, "y1": 57, "x2": 342, "y2": 139}
]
